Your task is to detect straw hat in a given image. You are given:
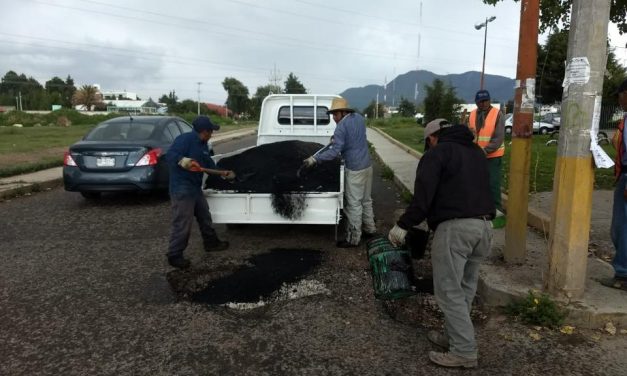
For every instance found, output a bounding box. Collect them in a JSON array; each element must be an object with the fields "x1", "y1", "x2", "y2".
[{"x1": 327, "y1": 97, "x2": 355, "y2": 114}]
